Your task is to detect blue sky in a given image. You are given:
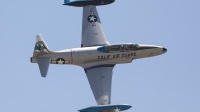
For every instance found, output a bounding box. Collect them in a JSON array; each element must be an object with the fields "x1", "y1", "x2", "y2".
[{"x1": 0, "y1": 0, "x2": 200, "y2": 112}]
